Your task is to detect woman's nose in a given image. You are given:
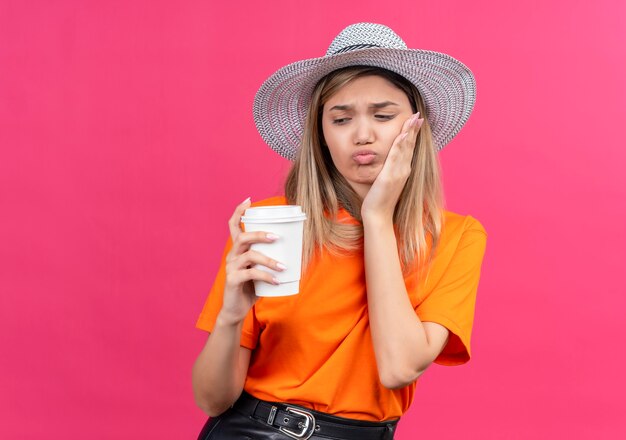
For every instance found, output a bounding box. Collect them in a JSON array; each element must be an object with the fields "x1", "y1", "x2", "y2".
[{"x1": 353, "y1": 118, "x2": 374, "y2": 145}]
